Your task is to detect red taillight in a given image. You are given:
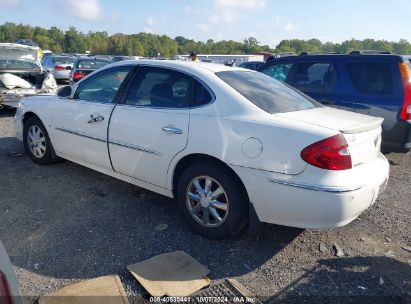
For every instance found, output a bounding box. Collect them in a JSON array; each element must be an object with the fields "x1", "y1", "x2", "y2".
[
  {"x1": 0, "y1": 271, "x2": 13, "y2": 304},
  {"x1": 54, "y1": 65, "x2": 65, "y2": 70},
  {"x1": 301, "y1": 134, "x2": 352, "y2": 171},
  {"x1": 73, "y1": 72, "x2": 85, "y2": 80},
  {"x1": 399, "y1": 62, "x2": 411, "y2": 121}
]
